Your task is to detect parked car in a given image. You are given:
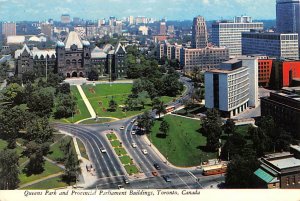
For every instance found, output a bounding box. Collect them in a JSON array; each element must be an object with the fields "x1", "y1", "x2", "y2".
[
  {"x1": 142, "y1": 149, "x2": 148, "y2": 155},
  {"x1": 131, "y1": 131, "x2": 136, "y2": 135},
  {"x1": 123, "y1": 176, "x2": 129, "y2": 184},
  {"x1": 162, "y1": 175, "x2": 171, "y2": 182},
  {"x1": 120, "y1": 126, "x2": 125, "y2": 130}
]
